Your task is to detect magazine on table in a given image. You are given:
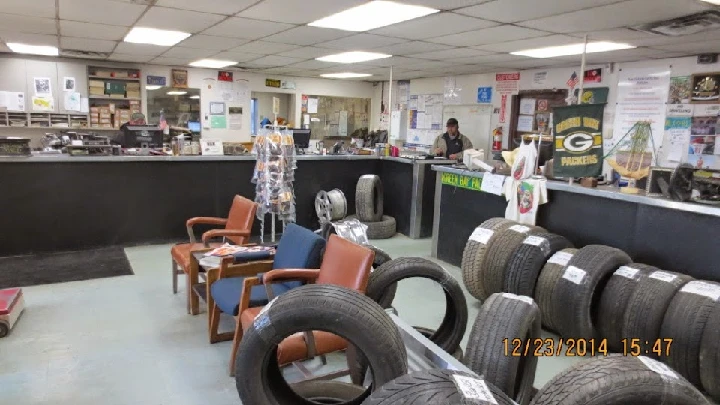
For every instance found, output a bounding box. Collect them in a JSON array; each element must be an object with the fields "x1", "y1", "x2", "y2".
[{"x1": 204, "y1": 243, "x2": 276, "y2": 257}]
